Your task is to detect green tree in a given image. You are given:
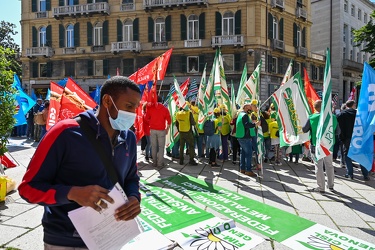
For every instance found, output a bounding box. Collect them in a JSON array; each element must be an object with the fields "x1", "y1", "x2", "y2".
[
  {"x1": 0, "y1": 46, "x2": 16, "y2": 156},
  {"x1": 0, "y1": 21, "x2": 21, "y2": 77},
  {"x1": 353, "y1": 11, "x2": 375, "y2": 68}
]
